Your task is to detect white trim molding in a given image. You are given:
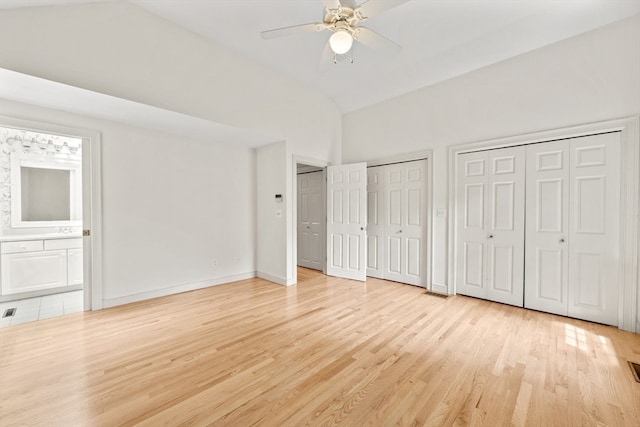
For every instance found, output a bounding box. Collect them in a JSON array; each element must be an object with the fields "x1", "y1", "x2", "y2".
[
  {"x1": 257, "y1": 271, "x2": 290, "y2": 286},
  {"x1": 448, "y1": 117, "x2": 639, "y2": 332},
  {"x1": 103, "y1": 272, "x2": 257, "y2": 308}
]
